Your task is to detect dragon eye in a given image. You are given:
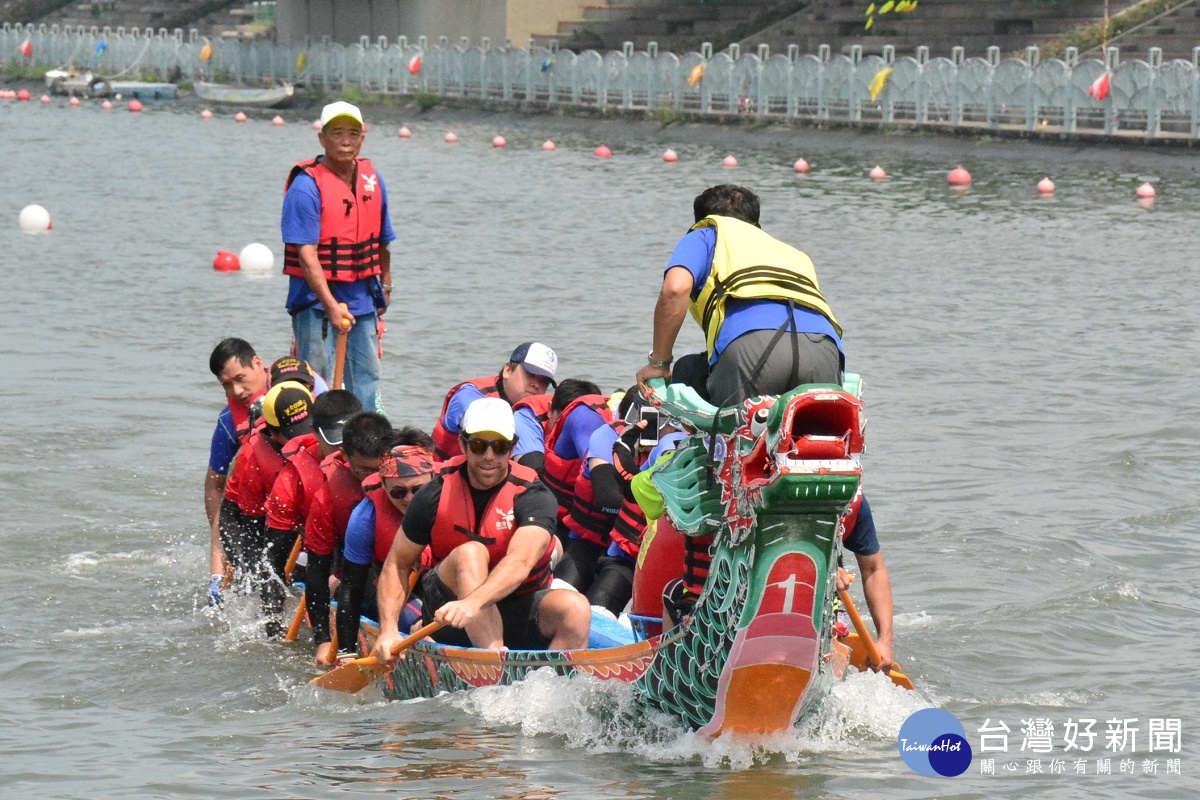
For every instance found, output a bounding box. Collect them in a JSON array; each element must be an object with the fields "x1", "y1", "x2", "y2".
[{"x1": 750, "y1": 407, "x2": 770, "y2": 436}]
